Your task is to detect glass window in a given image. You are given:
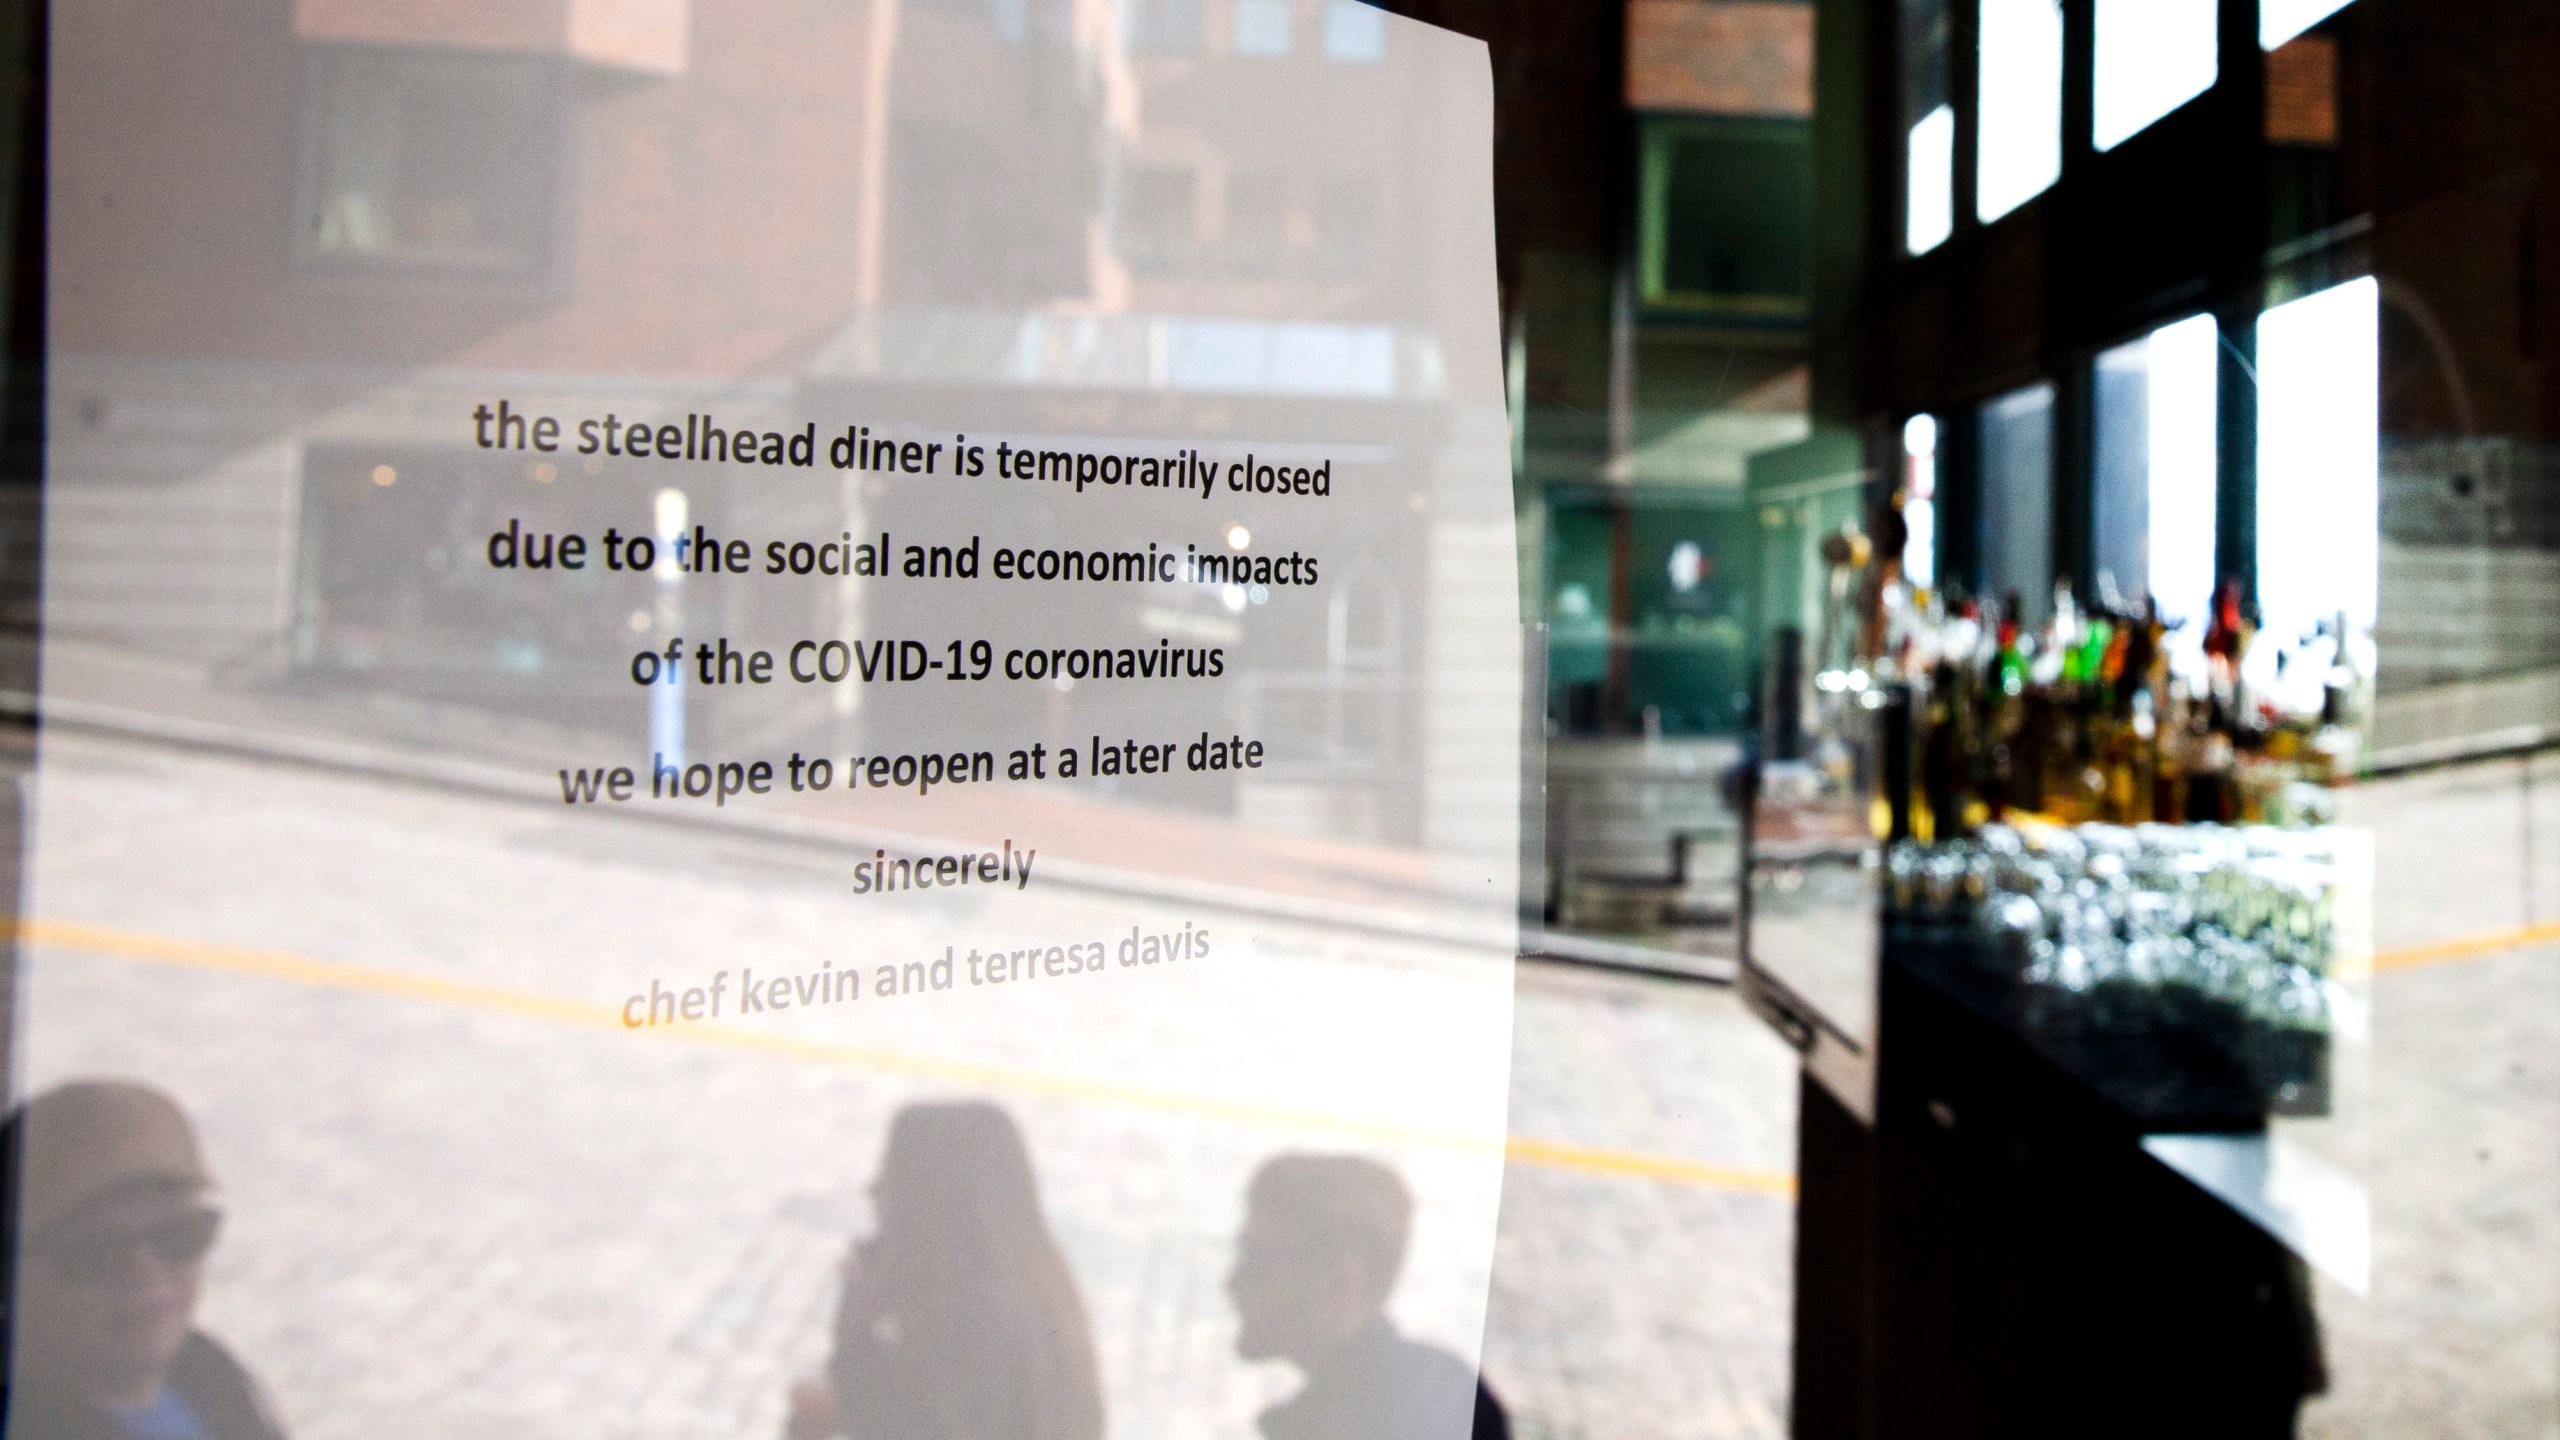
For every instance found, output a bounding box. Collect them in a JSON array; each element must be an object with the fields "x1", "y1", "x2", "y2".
[
  {"x1": 2093, "y1": 314, "x2": 2220, "y2": 664},
  {"x1": 1639, "y1": 117, "x2": 1811, "y2": 314},
  {"x1": 1978, "y1": 381, "x2": 2056, "y2": 620},
  {"x1": 1117, "y1": 166, "x2": 1197, "y2": 276},
  {"x1": 294, "y1": 47, "x2": 560, "y2": 276},
  {"x1": 1125, "y1": 0, "x2": 1202, "y2": 54},
  {"x1": 1907, "y1": 106, "x2": 1954, "y2": 254},
  {"x1": 1322, "y1": 0, "x2": 1385, "y2": 63},
  {"x1": 1902, "y1": 413, "x2": 1939, "y2": 589},
  {"x1": 1224, "y1": 168, "x2": 1288, "y2": 277},
  {"x1": 2262, "y1": 0, "x2": 2356, "y2": 51},
  {"x1": 1903, "y1": 0, "x2": 1952, "y2": 254},
  {"x1": 1230, "y1": 0, "x2": 1293, "y2": 58},
  {"x1": 1976, "y1": 0, "x2": 2063, "y2": 223},
  {"x1": 1309, "y1": 174, "x2": 1376, "y2": 280},
  {"x1": 2257, "y1": 277, "x2": 2379, "y2": 645},
  {"x1": 2093, "y1": 0, "x2": 2217, "y2": 151}
]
